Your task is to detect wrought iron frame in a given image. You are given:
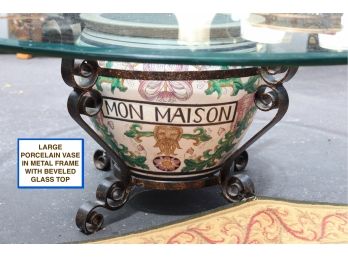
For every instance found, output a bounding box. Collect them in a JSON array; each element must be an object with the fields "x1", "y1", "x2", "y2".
[{"x1": 61, "y1": 58, "x2": 298, "y2": 234}]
